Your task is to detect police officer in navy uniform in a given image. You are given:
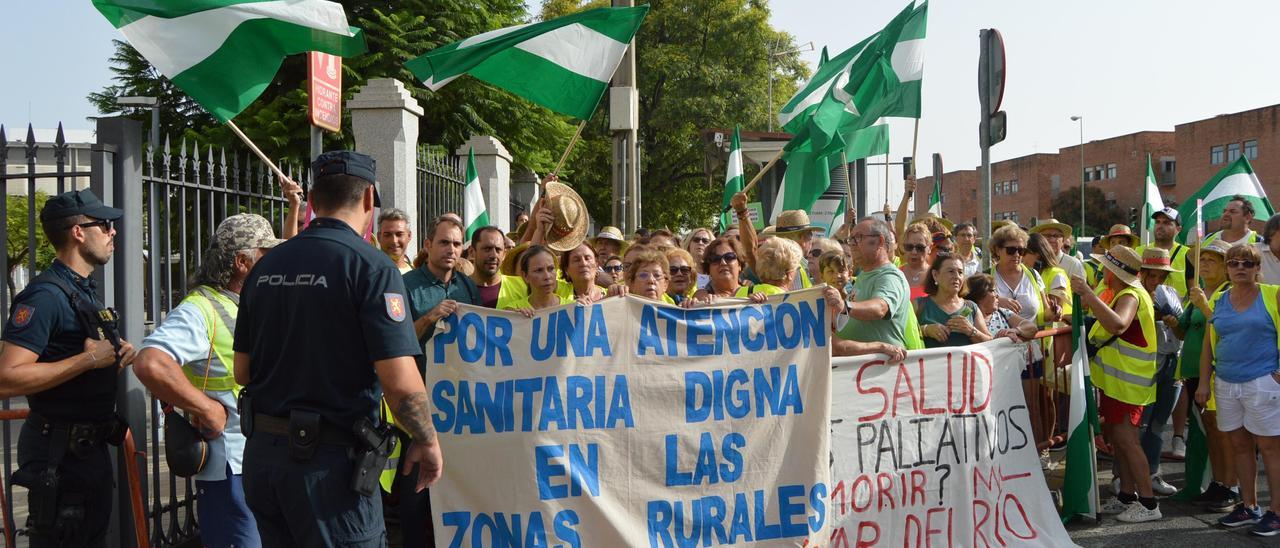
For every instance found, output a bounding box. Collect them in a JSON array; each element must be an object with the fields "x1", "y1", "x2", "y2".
[
  {"x1": 0, "y1": 189, "x2": 137, "y2": 547},
  {"x1": 233, "y1": 151, "x2": 444, "y2": 546}
]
